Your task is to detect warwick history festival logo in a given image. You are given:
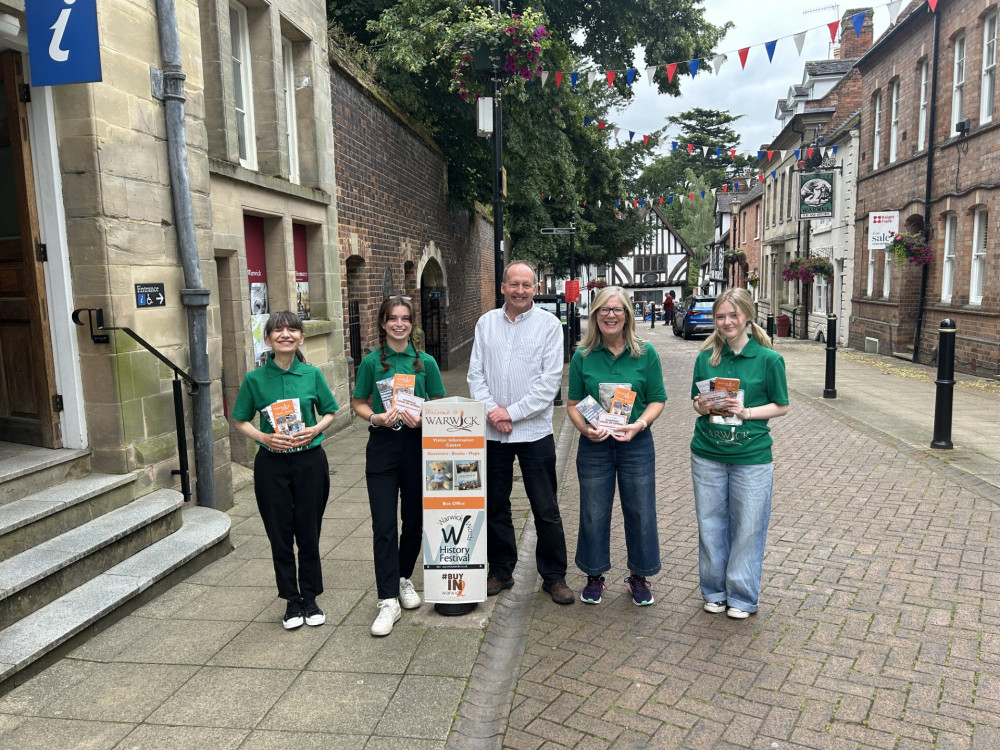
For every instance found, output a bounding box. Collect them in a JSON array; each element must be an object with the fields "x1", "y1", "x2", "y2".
[{"x1": 422, "y1": 409, "x2": 480, "y2": 433}]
